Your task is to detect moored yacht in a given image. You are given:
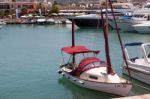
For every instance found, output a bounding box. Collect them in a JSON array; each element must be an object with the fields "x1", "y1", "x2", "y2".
[
  {"x1": 68, "y1": 3, "x2": 134, "y2": 28},
  {"x1": 68, "y1": 14, "x2": 103, "y2": 28}
]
